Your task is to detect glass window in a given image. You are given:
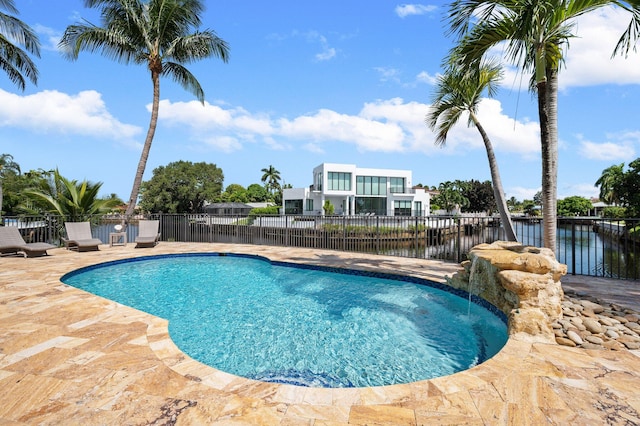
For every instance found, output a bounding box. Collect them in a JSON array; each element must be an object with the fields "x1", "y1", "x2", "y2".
[
  {"x1": 315, "y1": 173, "x2": 322, "y2": 191},
  {"x1": 285, "y1": 199, "x2": 303, "y2": 214},
  {"x1": 390, "y1": 177, "x2": 405, "y2": 193},
  {"x1": 414, "y1": 201, "x2": 422, "y2": 216},
  {"x1": 305, "y1": 199, "x2": 314, "y2": 211},
  {"x1": 356, "y1": 197, "x2": 387, "y2": 215},
  {"x1": 356, "y1": 176, "x2": 386, "y2": 195},
  {"x1": 327, "y1": 172, "x2": 351, "y2": 191},
  {"x1": 371, "y1": 178, "x2": 379, "y2": 195},
  {"x1": 394, "y1": 200, "x2": 411, "y2": 216}
]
